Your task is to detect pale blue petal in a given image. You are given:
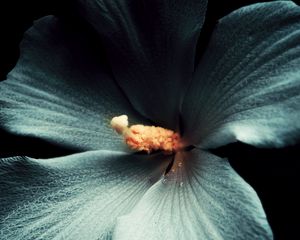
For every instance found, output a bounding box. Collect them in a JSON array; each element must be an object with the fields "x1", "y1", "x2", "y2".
[
  {"x1": 0, "y1": 151, "x2": 170, "y2": 239},
  {"x1": 182, "y1": 1, "x2": 300, "y2": 148},
  {"x1": 76, "y1": 0, "x2": 207, "y2": 129},
  {"x1": 113, "y1": 149, "x2": 272, "y2": 240},
  {"x1": 0, "y1": 16, "x2": 145, "y2": 152}
]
